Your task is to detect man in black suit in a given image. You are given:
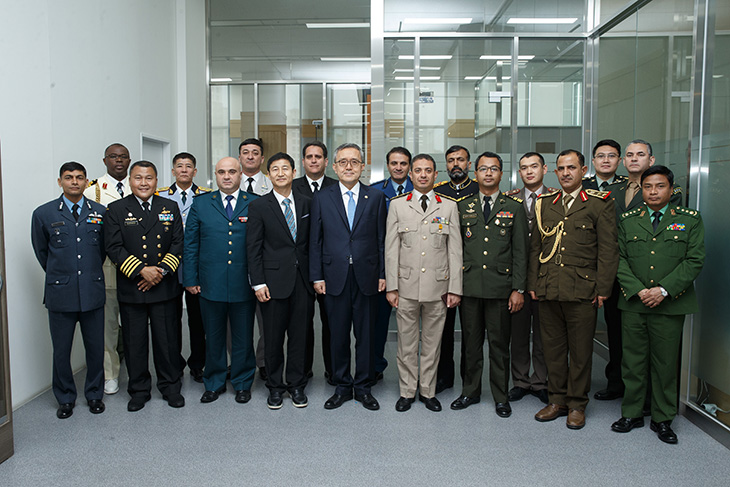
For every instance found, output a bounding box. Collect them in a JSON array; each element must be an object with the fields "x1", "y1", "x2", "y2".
[
  {"x1": 310, "y1": 142, "x2": 387, "y2": 411},
  {"x1": 292, "y1": 141, "x2": 337, "y2": 382},
  {"x1": 105, "y1": 161, "x2": 185, "y2": 412},
  {"x1": 248, "y1": 152, "x2": 314, "y2": 409}
]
